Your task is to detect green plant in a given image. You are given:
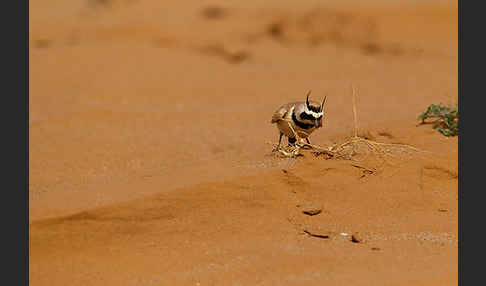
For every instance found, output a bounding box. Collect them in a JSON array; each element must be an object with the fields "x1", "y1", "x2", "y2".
[{"x1": 418, "y1": 103, "x2": 458, "y2": 136}]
